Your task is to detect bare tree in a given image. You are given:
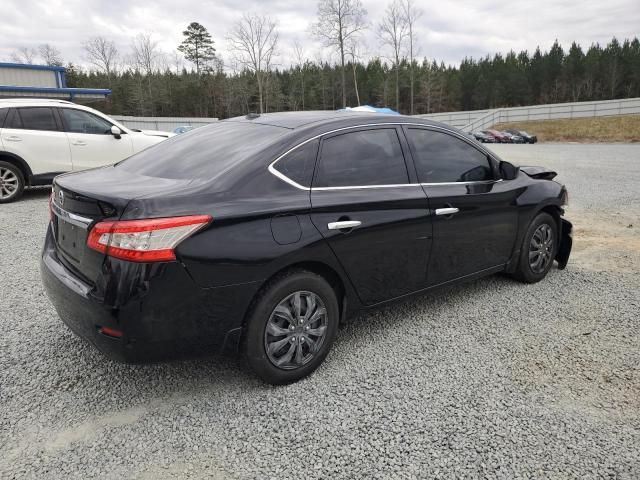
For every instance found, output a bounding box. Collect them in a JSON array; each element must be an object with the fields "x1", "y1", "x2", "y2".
[
  {"x1": 345, "y1": 38, "x2": 364, "y2": 106},
  {"x1": 131, "y1": 33, "x2": 160, "y2": 75},
  {"x1": 292, "y1": 40, "x2": 307, "y2": 110},
  {"x1": 131, "y1": 33, "x2": 162, "y2": 115},
  {"x1": 38, "y1": 44, "x2": 63, "y2": 66},
  {"x1": 378, "y1": 0, "x2": 408, "y2": 112},
  {"x1": 227, "y1": 13, "x2": 279, "y2": 114},
  {"x1": 402, "y1": 0, "x2": 423, "y2": 114},
  {"x1": 312, "y1": 0, "x2": 367, "y2": 108},
  {"x1": 84, "y1": 37, "x2": 119, "y2": 81},
  {"x1": 11, "y1": 47, "x2": 37, "y2": 64}
]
